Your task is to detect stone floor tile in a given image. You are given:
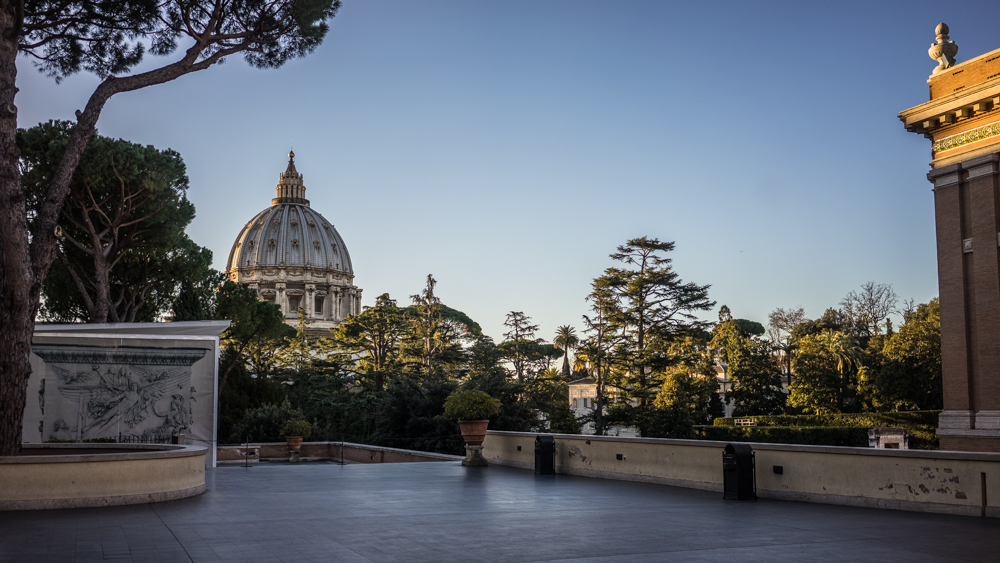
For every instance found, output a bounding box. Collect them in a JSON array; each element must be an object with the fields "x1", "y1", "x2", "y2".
[{"x1": 2, "y1": 462, "x2": 999, "y2": 562}]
